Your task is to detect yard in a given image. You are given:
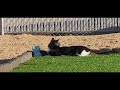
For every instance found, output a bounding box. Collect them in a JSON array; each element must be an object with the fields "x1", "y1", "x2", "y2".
[
  {"x1": 0, "y1": 33, "x2": 120, "y2": 60},
  {"x1": 12, "y1": 54, "x2": 120, "y2": 72},
  {"x1": 0, "y1": 33, "x2": 120, "y2": 72}
]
